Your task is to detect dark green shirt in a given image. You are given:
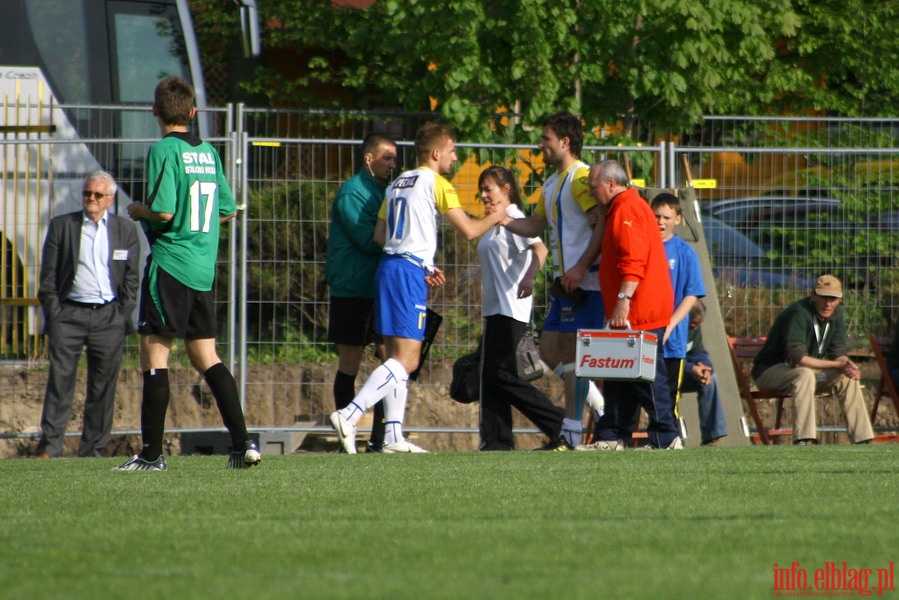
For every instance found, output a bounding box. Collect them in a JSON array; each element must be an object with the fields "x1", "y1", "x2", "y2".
[
  {"x1": 751, "y1": 298, "x2": 848, "y2": 379},
  {"x1": 326, "y1": 170, "x2": 387, "y2": 298}
]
